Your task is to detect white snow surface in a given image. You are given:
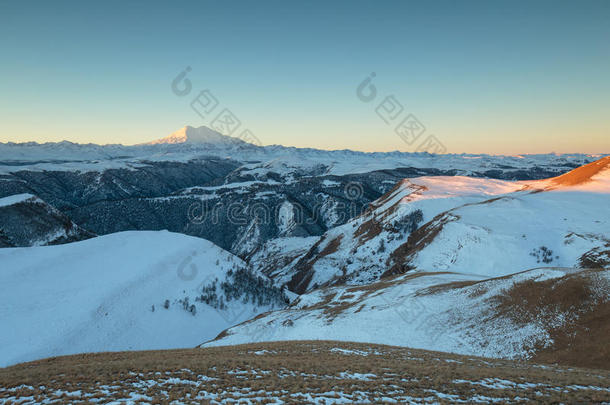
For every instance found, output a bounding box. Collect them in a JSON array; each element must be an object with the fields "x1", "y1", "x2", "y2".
[
  {"x1": 204, "y1": 268, "x2": 610, "y2": 361},
  {"x1": 0, "y1": 231, "x2": 275, "y2": 367},
  {"x1": 0, "y1": 193, "x2": 35, "y2": 207},
  {"x1": 408, "y1": 189, "x2": 610, "y2": 277}
]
